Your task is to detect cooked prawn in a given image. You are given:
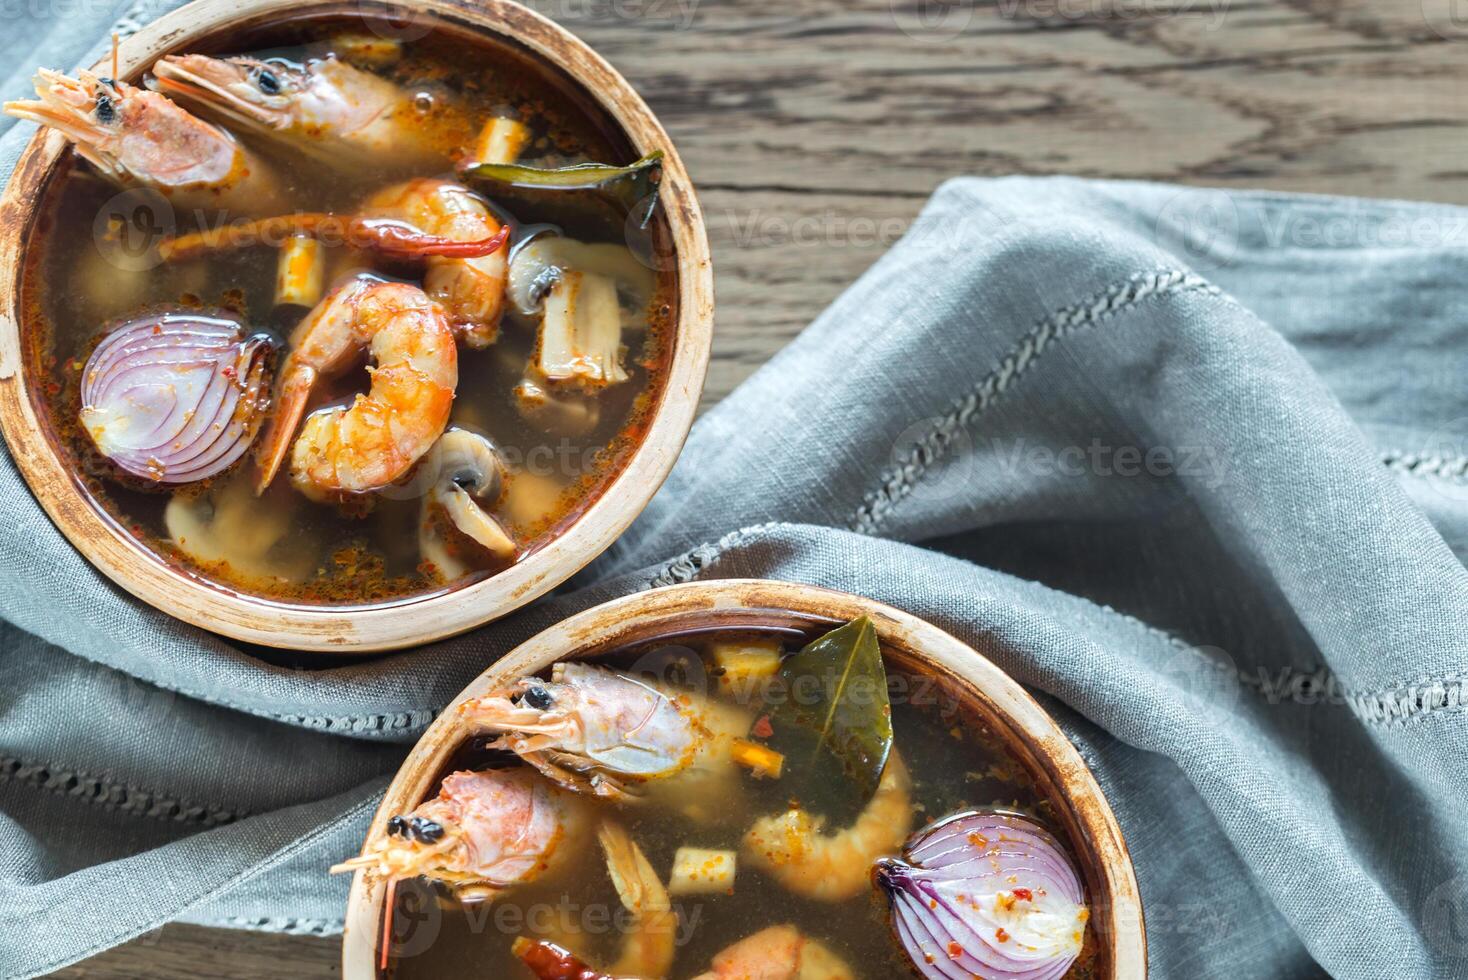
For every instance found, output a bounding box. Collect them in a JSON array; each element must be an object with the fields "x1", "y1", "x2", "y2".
[
  {"x1": 512, "y1": 923, "x2": 854, "y2": 980},
  {"x1": 152, "y1": 53, "x2": 454, "y2": 167},
  {"x1": 4, "y1": 69, "x2": 282, "y2": 214},
  {"x1": 693, "y1": 925, "x2": 855, "y2": 980},
  {"x1": 362, "y1": 179, "x2": 509, "y2": 347},
  {"x1": 742, "y1": 751, "x2": 912, "y2": 902},
  {"x1": 152, "y1": 178, "x2": 509, "y2": 345},
  {"x1": 254, "y1": 276, "x2": 457, "y2": 498},
  {"x1": 459, "y1": 662, "x2": 751, "y2": 800},
  {"x1": 597, "y1": 820, "x2": 677, "y2": 978},
  {"x1": 330, "y1": 768, "x2": 585, "y2": 971}
]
